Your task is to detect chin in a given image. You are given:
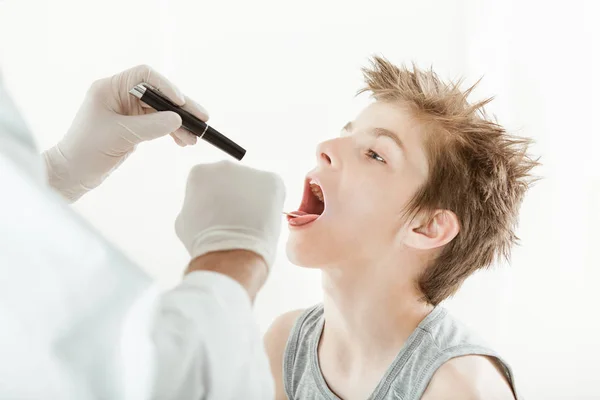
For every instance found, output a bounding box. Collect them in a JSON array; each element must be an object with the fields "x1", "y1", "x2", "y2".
[
  {"x1": 285, "y1": 232, "x2": 334, "y2": 269},
  {"x1": 286, "y1": 226, "x2": 356, "y2": 269}
]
